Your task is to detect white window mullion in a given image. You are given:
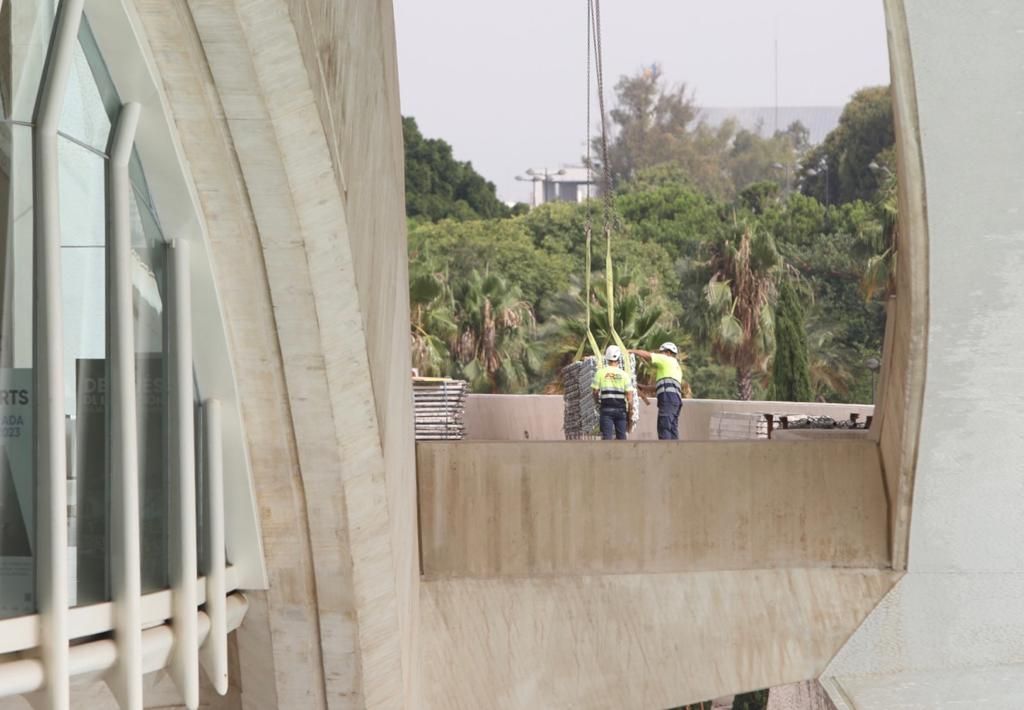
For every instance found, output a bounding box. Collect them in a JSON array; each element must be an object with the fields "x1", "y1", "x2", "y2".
[
  {"x1": 167, "y1": 240, "x2": 199, "y2": 709},
  {"x1": 30, "y1": 1, "x2": 85, "y2": 708},
  {"x1": 200, "y1": 398, "x2": 228, "y2": 695},
  {"x1": 105, "y1": 100, "x2": 143, "y2": 710}
]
